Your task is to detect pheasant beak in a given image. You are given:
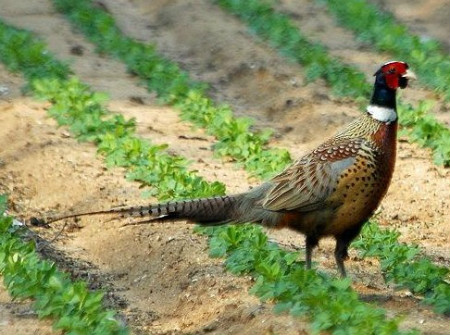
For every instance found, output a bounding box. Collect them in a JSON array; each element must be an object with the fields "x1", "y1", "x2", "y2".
[{"x1": 402, "y1": 69, "x2": 417, "y2": 80}]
